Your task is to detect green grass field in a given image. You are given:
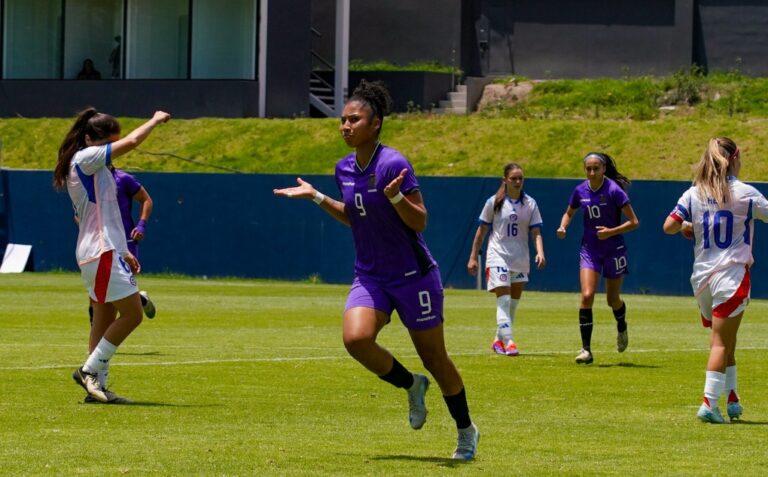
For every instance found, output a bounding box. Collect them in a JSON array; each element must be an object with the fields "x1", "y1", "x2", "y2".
[{"x1": 2, "y1": 273, "x2": 767, "y2": 475}]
